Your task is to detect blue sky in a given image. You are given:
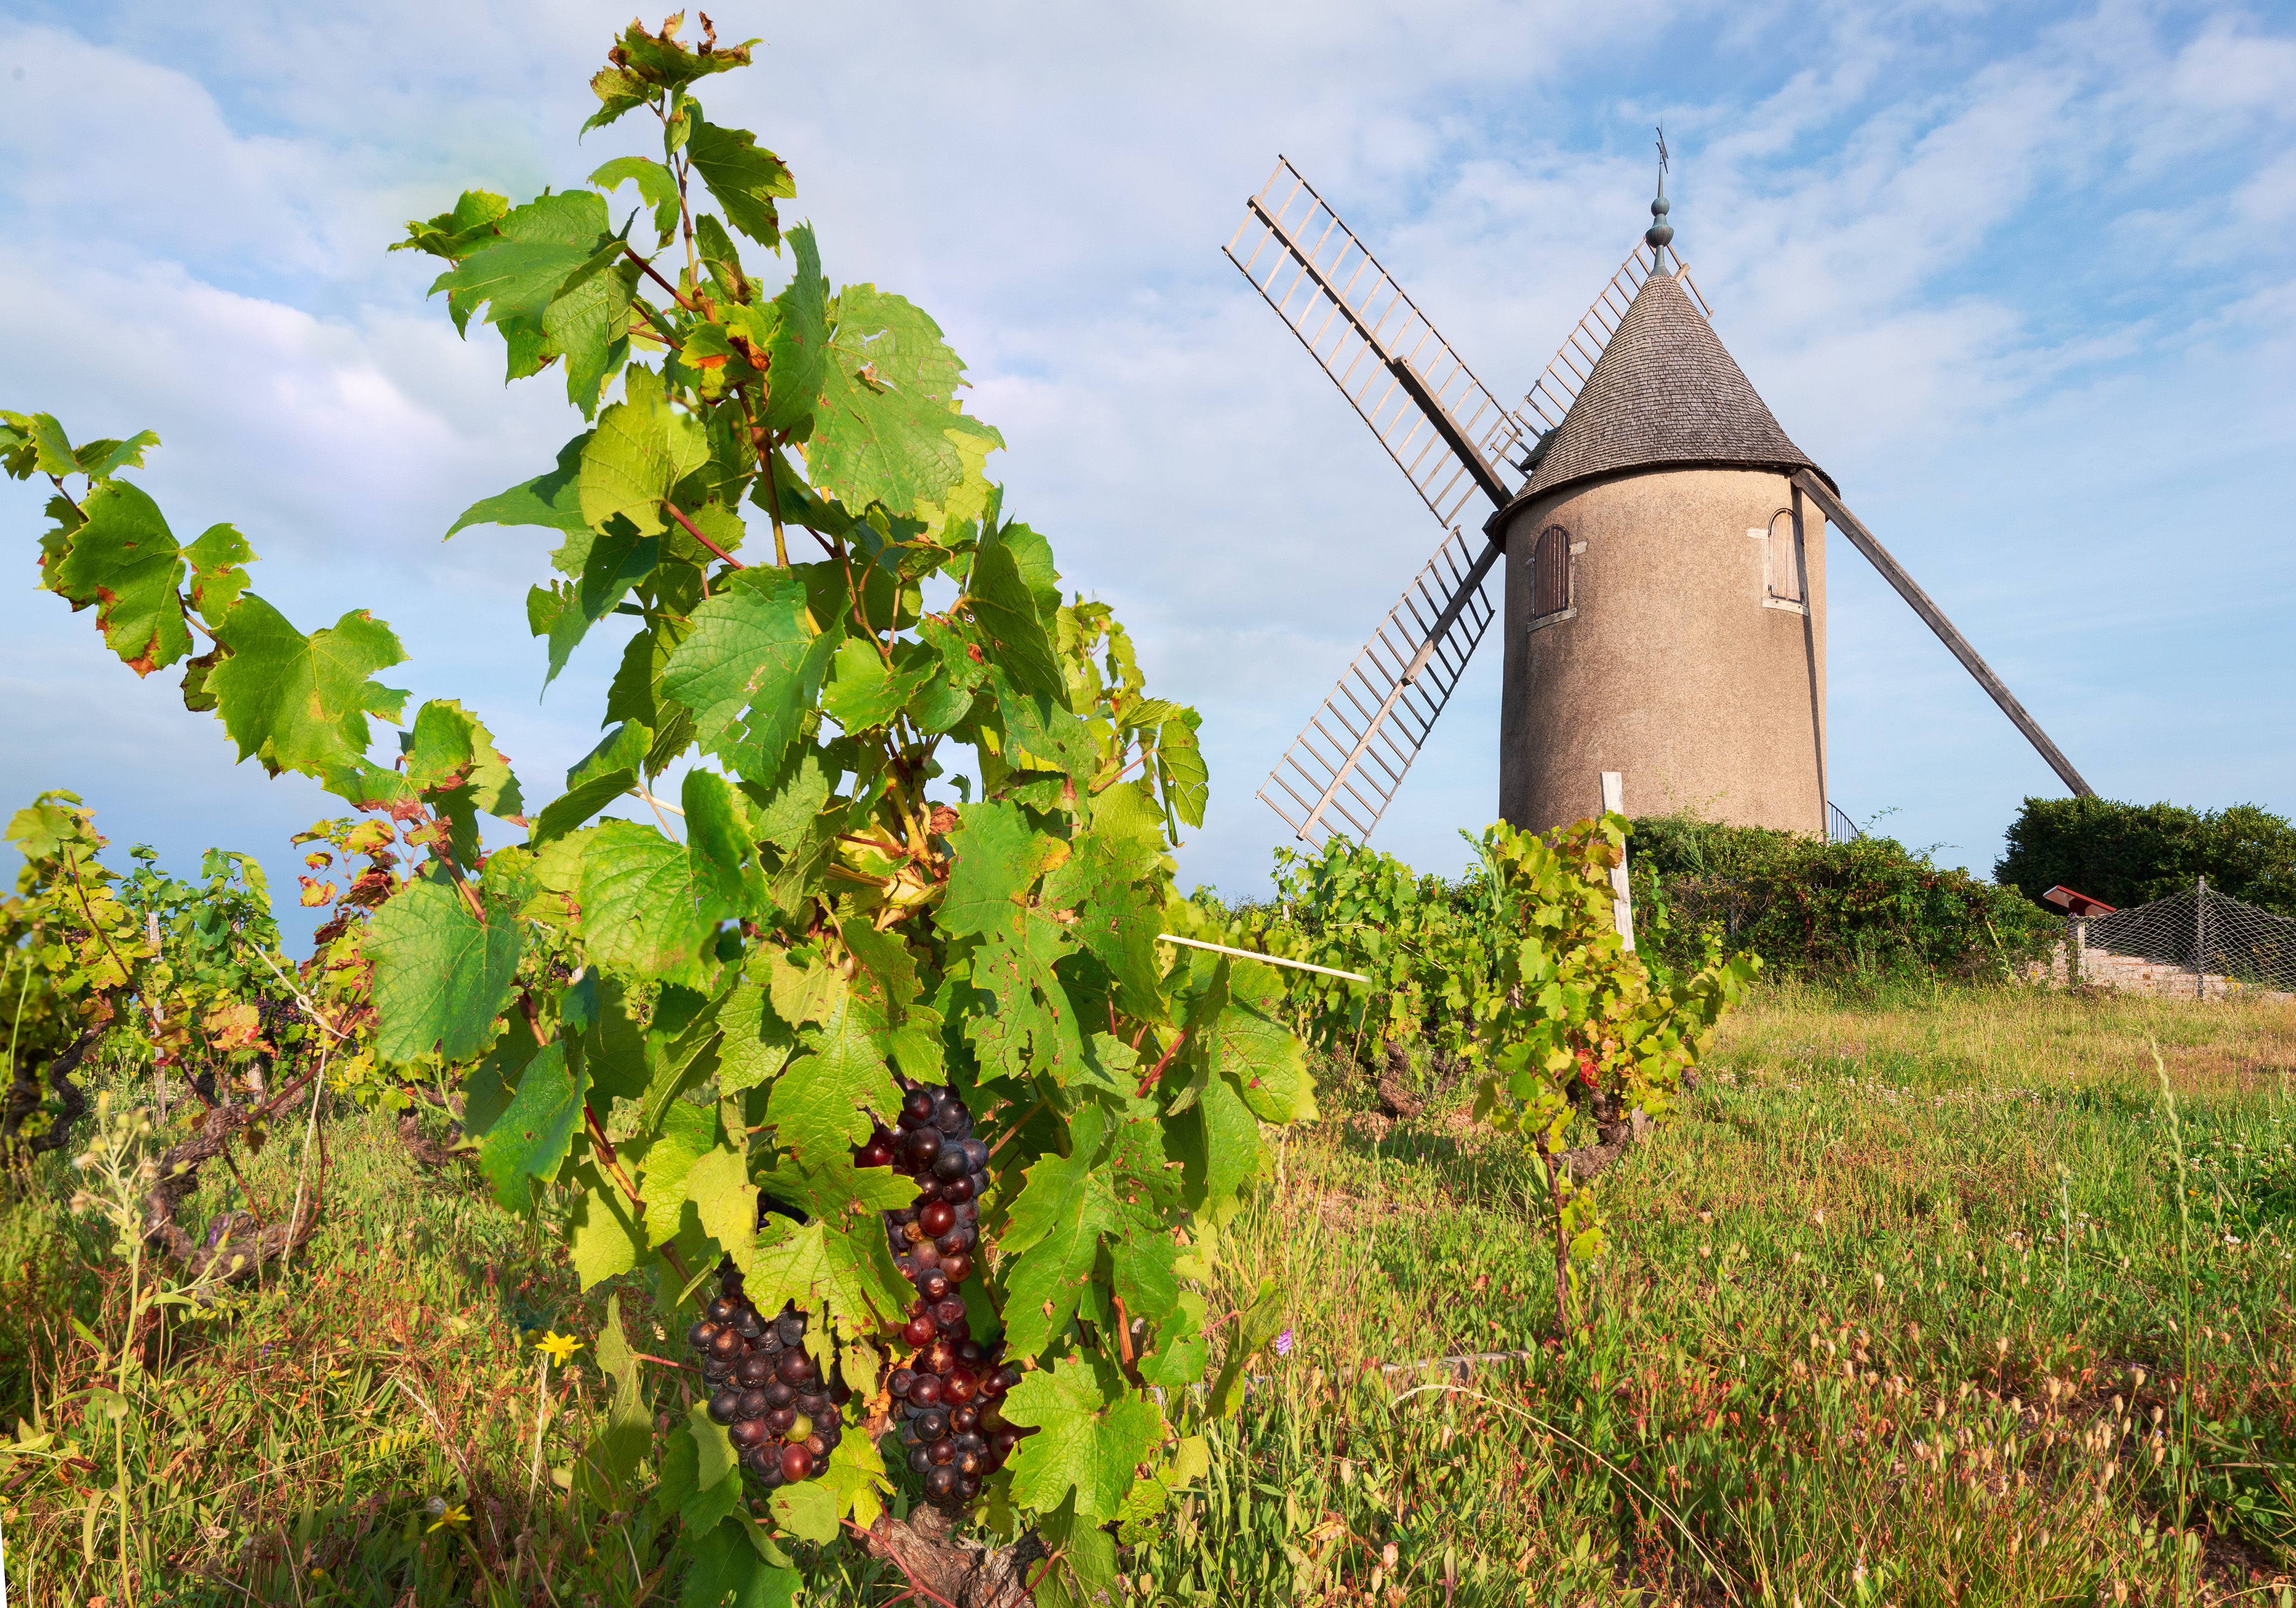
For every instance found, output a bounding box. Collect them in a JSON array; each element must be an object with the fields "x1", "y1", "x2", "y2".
[{"x1": 2, "y1": 0, "x2": 2291, "y2": 935}]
